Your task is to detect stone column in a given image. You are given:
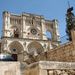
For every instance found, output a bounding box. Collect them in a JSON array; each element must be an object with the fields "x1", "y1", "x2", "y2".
[
  {"x1": 3, "y1": 11, "x2": 10, "y2": 37},
  {"x1": 22, "y1": 14, "x2": 26, "y2": 38},
  {"x1": 41, "y1": 19, "x2": 47, "y2": 40},
  {"x1": 52, "y1": 19, "x2": 60, "y2": 45}
]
